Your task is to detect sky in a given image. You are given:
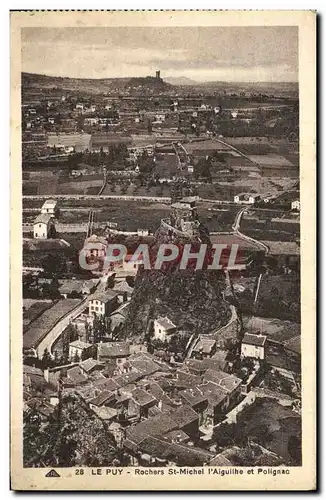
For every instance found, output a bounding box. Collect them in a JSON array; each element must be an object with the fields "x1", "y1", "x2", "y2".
[{"x1": 21, "y1": 27, "x2": 298, "y2": 83}]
